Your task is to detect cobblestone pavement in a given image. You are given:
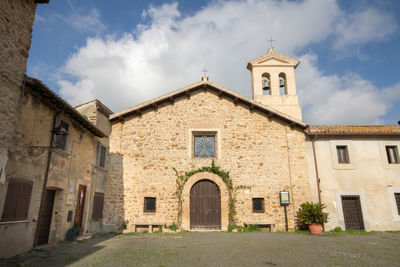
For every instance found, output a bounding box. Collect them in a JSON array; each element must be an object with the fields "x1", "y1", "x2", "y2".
[{"x1": 1, "y1": 231, "x2": 400, "y2": 266}]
